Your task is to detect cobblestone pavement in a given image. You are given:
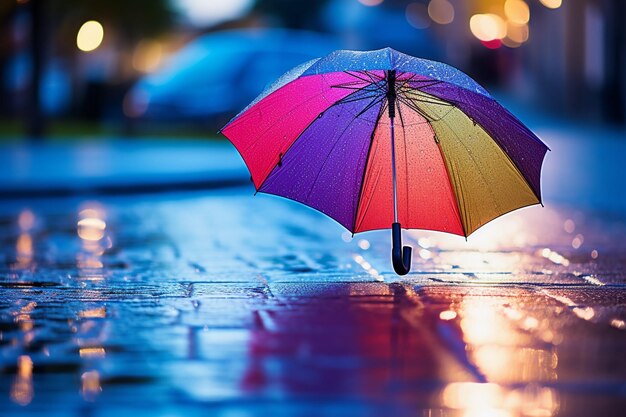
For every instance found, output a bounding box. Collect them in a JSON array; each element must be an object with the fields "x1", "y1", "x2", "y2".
[{"x1": 1, "y1": 187, "x2": 625, "y2": 417}]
